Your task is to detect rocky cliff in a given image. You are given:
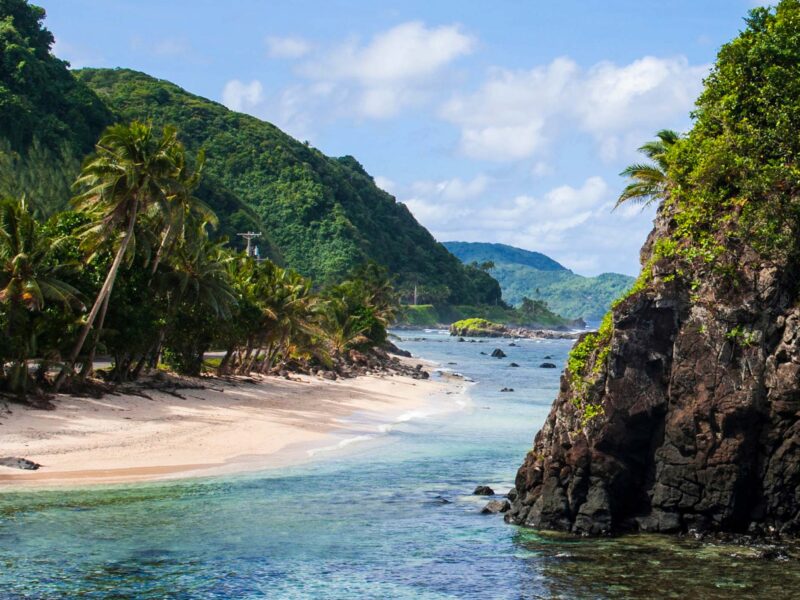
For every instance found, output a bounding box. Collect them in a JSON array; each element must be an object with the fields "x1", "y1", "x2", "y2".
[
  {"x1": 506, "y1": 202, "x2": 800, "y2": 535},
  {"x1": 506, "y1": 1, "x2": 800, "y2": 536}
]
